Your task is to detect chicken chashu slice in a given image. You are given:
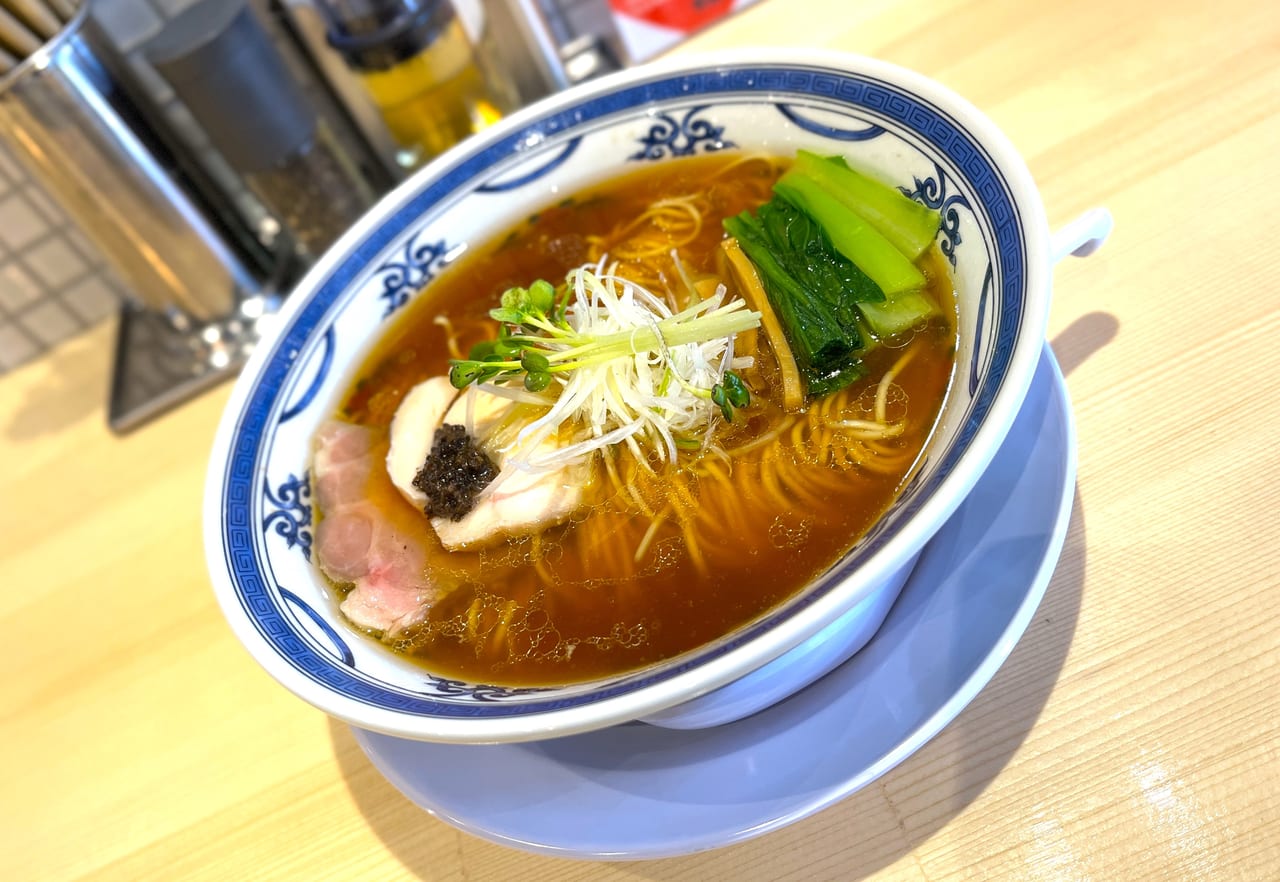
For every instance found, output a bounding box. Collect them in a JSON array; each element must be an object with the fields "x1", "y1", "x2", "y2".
[{"x1": 386, "y1": 377, "x2": 589, "y2": 550}]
